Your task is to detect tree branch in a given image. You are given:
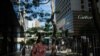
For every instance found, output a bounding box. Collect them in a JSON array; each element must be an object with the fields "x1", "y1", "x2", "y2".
[{"x1": 39, "y1": 0, "x2": 51, "y2": 4}]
